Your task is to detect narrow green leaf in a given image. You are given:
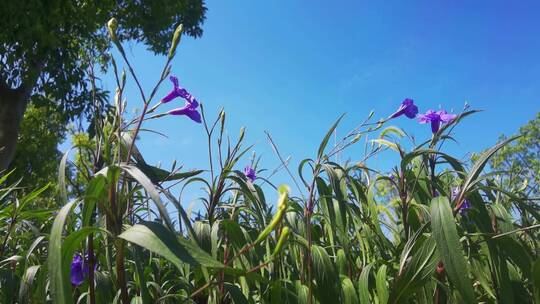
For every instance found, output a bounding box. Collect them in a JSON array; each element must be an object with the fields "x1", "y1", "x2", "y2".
[
  {"x1": 430, "y1": 197, "x2": 475, "y2": 303},
  {"x1": 341, "y1": 275, "x2": 358, "y2": 304},
  {"x1": 376, "y1": 265, "x2": 389, "y2": 304},
  {"x1": 371, "y1": 138, "x2": 400, "y2": 153},
  {"x1": 223, "y1": 283, "x2": 249, "y2": 304},
  {"x1": 119, "y1": 164, "x2": 174, "y2": 230},
  {"x1": 18, "y1": 265, "x2": 40, "y2": 303},
  {"x1": 58, "y1": 148, "x2": 73, "y2": 205},
  {"x1": 532, "y1": 259, "x2": 540, "y2": 304},
  {"x1": 48, "y1": 200, "x2": 79, "y2": 304},
  {"x1": 119, "y1": 222, "x2": 224, "y2": 270},
  {"x1": 379, "y1": 125, "x2": 406, "y2": 138},
  {"x1": 457, "y1": 136, "x2": 519, "y2": 209},
  {"x1": 317, "y1": 114, "x2": 345, "y2": 160},
  {"x1": 358, "y1": 263, "x2": 373, "y2": 304}
]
